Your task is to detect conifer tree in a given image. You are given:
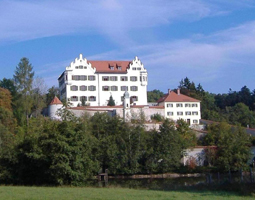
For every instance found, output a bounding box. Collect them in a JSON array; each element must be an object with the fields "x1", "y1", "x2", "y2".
[{"x1": 107, "y1": 95, "x2": 115, "y2": 106}]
